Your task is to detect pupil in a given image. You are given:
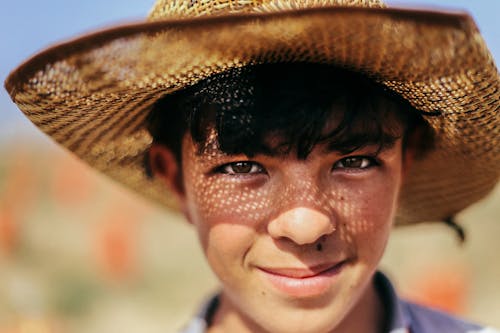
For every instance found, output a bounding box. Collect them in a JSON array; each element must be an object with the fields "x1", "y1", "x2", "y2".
[
  {"x1": 233, "y1": 162, "x2": 252, "y2": 173},
  {"x1": 345, "y1": 157, "x2": 362, "y2": 168}
]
